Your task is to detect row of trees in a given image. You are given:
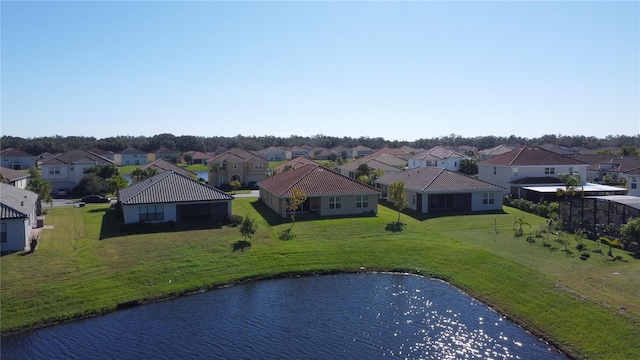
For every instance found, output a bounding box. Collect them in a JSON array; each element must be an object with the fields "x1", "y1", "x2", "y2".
[{"x1": 2, "y1": 133, "x2": 638, "y2": 157}]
